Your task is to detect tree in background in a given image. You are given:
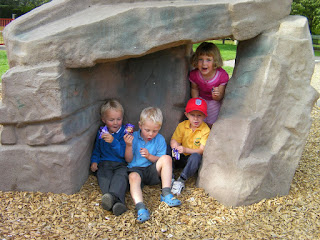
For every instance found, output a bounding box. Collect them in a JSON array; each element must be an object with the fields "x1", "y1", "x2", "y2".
[
  {"x1": 0, "y1": 0, "x2": 51, "y2": 18},
  {"x1": 291, "y1": 0, "x2": 320, "y2": 35}
]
